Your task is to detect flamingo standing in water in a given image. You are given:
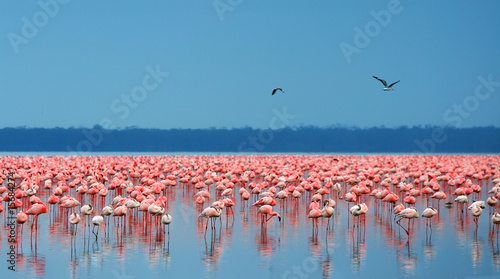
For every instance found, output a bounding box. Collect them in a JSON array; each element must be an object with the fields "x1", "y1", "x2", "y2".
[
  {"x1": 468, "y1": 201, "x2": 486, "y2": 210},
  {"x1": 112, "y1": 205, "x2": 128, "y2": 229},
  {"x1": 492, "y1": 212, "x2": 500, "y2": 234},
  {"x1": 487, "y1": 196, "x2": 498, "y2": 210},
  {"x1": 80, "y1": 204, "x2": 93, "y2": 231},
  {"x1": 258, "y1": 205, "x2": 281, "y2": 226},
  {"x1": 69, "y1": 213, "x2": 81, "y2": 235},
  {"x1": 431, "y1": 191, "x2": 447, "y2": 209},
  {"x1": 308, "y1": 207, "x2": 322, "y2": 233},
  {"x1": 161, "y1": 212, "x2": 172, "y2": 235},
  {"x1": 422, "y1": 207, "x2": 438, "y2": 226},
  {"x1": 102, "y1": 205, "x2": 113, "y2": 221},
  {"x1": 321, "y1": 199, "x2": 335, "y2": 230},
  {"x1": 92, "y1": 214, "x2": 104, "y2": 239},
  {"x1": 396, "y1": 207, "x2": 419, "y2": 236},
  {"x1": 16, "y1": 211, "x2": 28, "y2": 246},
  {"x1": 349, "y1": 203, "x2": 368, "y2": 228},
  {"x1": 161, "y1": 212, "x2": 172, "y2": 249},
  {"x1": 454, "y1": 195, "x2": 468, "y2": 213},
  {"x1": 469, "y1": 204, "x2": 483, "y2": 227},
  {"x1": 349, "y1": 203, "x2": 368, "y2": 216},
  {"x1": 422, "y1": 207, "x2": 438, "y2": 219},
  {"x1": 199, "y1": 205, "x2": 222, "y2": 237},
  {"x1": 26, "y1": 201, "x2": 48, "y2": 241}
]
